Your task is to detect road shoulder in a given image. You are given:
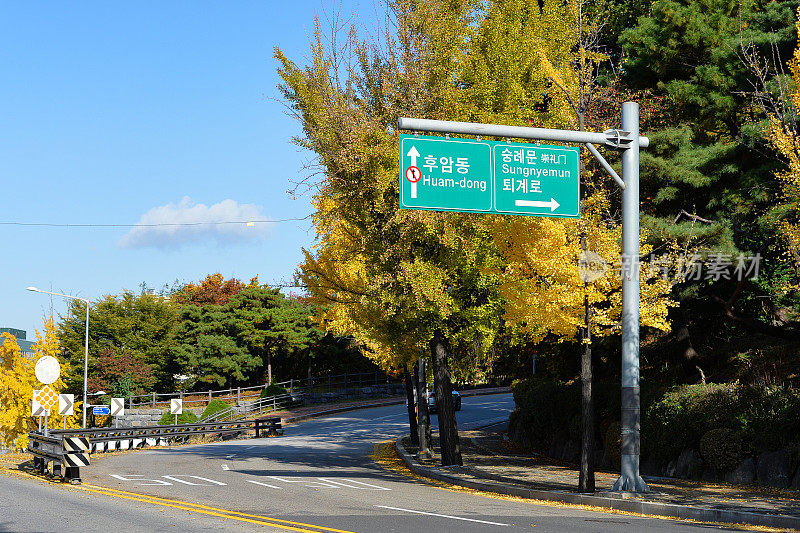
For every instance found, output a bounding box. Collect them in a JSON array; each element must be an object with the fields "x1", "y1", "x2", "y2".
[{"x1": 394, "y1": 434, "x2": 800, "y2": 531}]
